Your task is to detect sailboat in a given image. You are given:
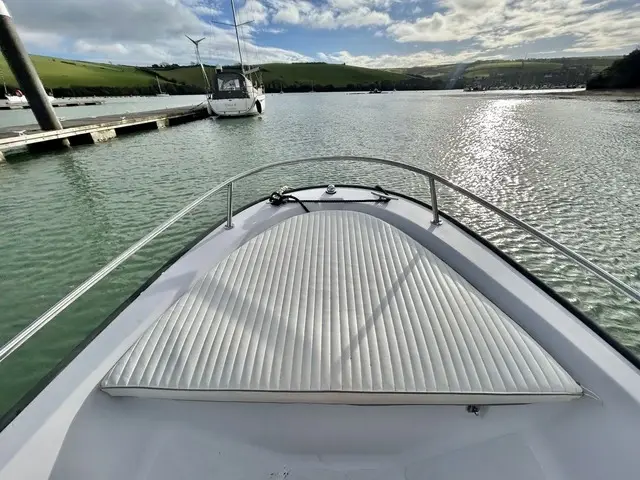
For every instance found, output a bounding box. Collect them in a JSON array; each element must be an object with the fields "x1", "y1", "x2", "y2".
[
  {"x1": 192, "y1": 0, "x2": 265, "y2": 117},
  {"x1": 155, "y1": 76, "x2": 170, "y2": 97}
]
